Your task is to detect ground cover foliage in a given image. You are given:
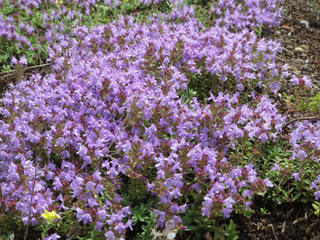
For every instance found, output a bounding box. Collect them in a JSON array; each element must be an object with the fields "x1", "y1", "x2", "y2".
[{"x1": 0, "y1": 0, "x2": 320, "y2": 239}]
